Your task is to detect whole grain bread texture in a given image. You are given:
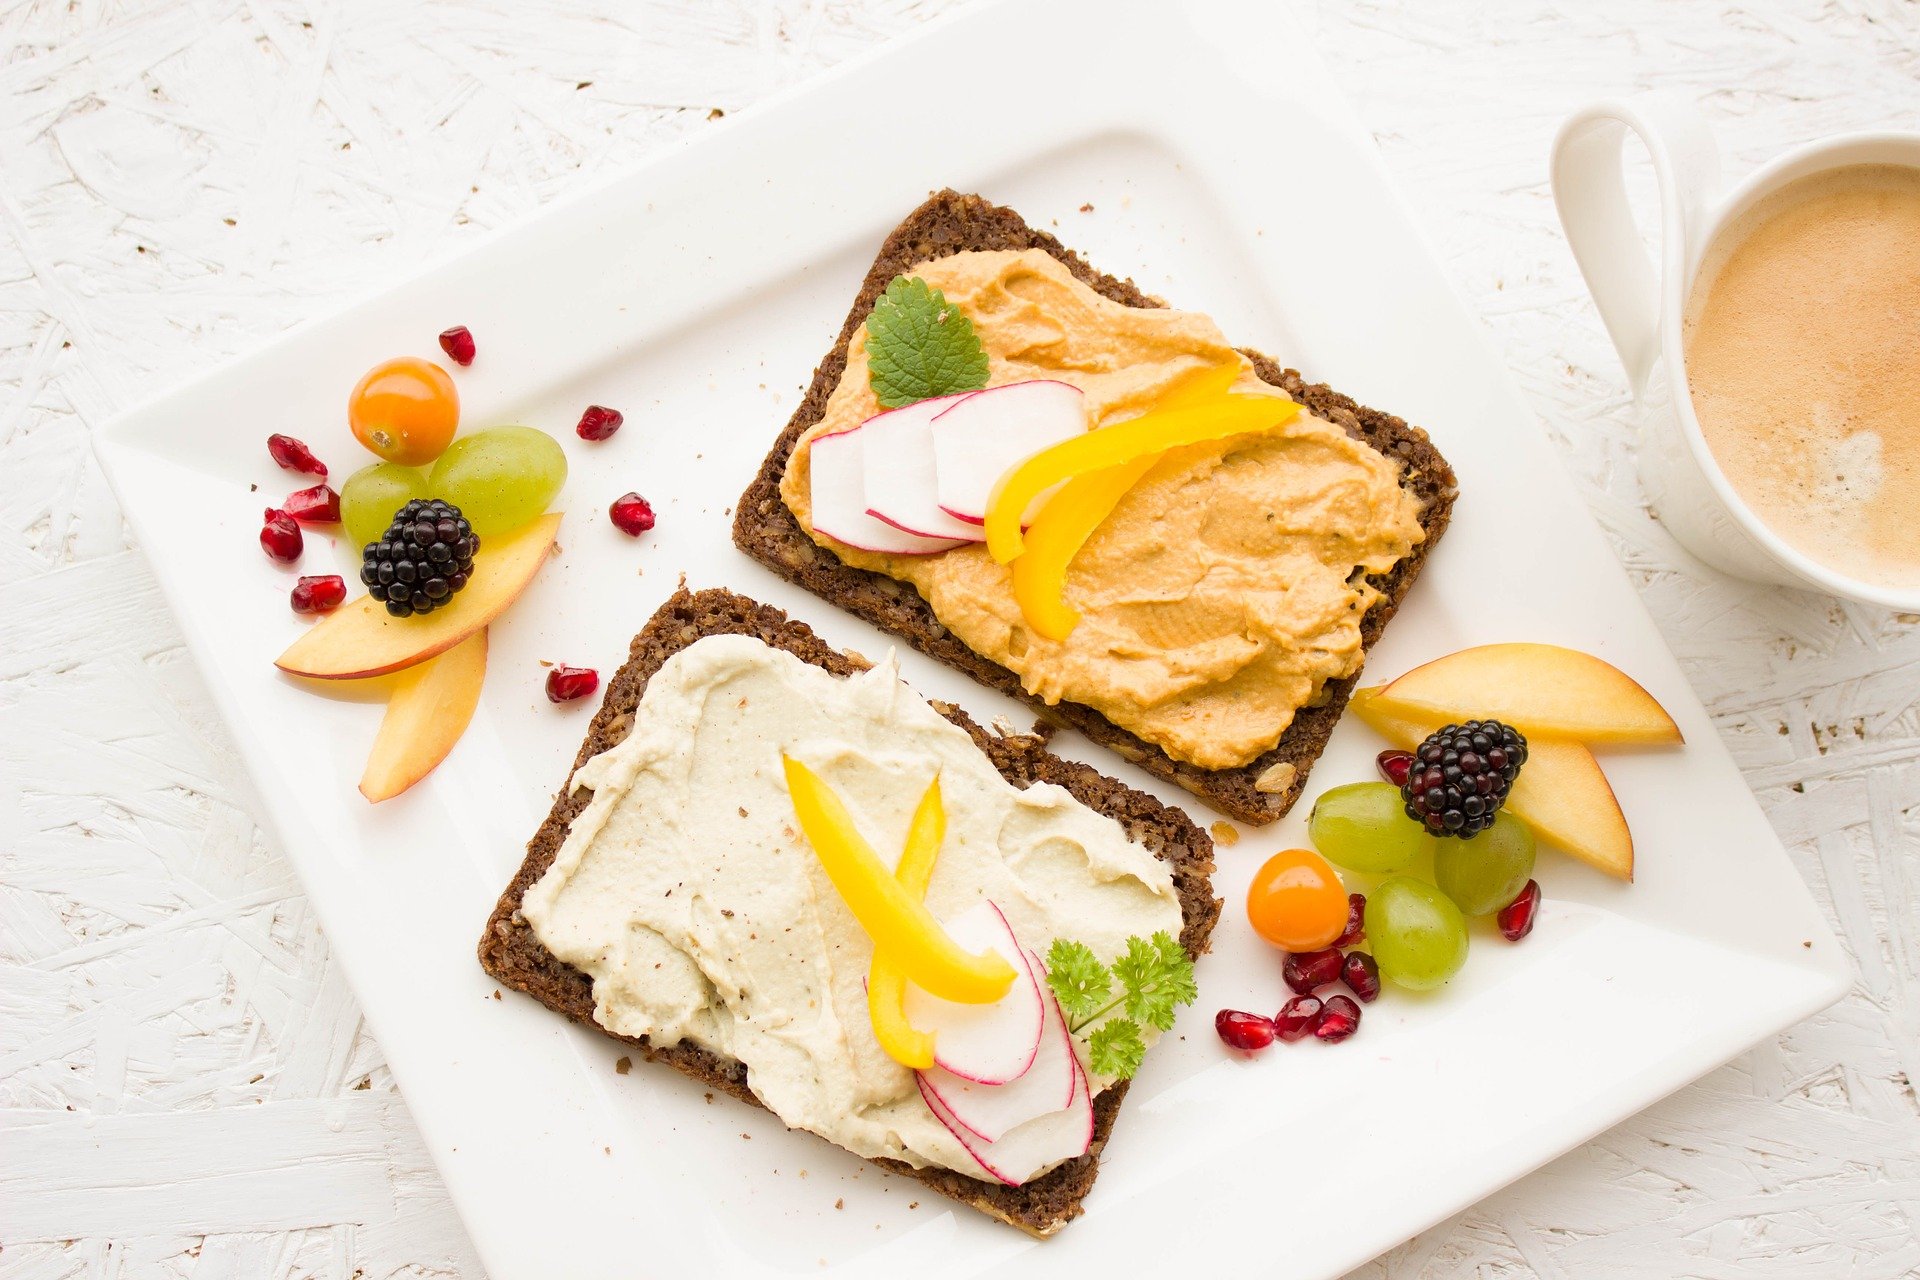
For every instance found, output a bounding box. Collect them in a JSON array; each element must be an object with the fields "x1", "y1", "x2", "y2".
[
  {"x1": 732, "y1": 190, "x2": 1458, "y2": 825},
  {"x1": 478, "y1": 586, "x2": 1219, "y2": 1237}
]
